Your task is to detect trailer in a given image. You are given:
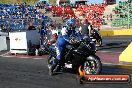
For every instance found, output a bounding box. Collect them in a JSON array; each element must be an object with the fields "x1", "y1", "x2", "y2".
[{"x1": 9, "y1": 30, "x2": 40, "y2": 55}]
